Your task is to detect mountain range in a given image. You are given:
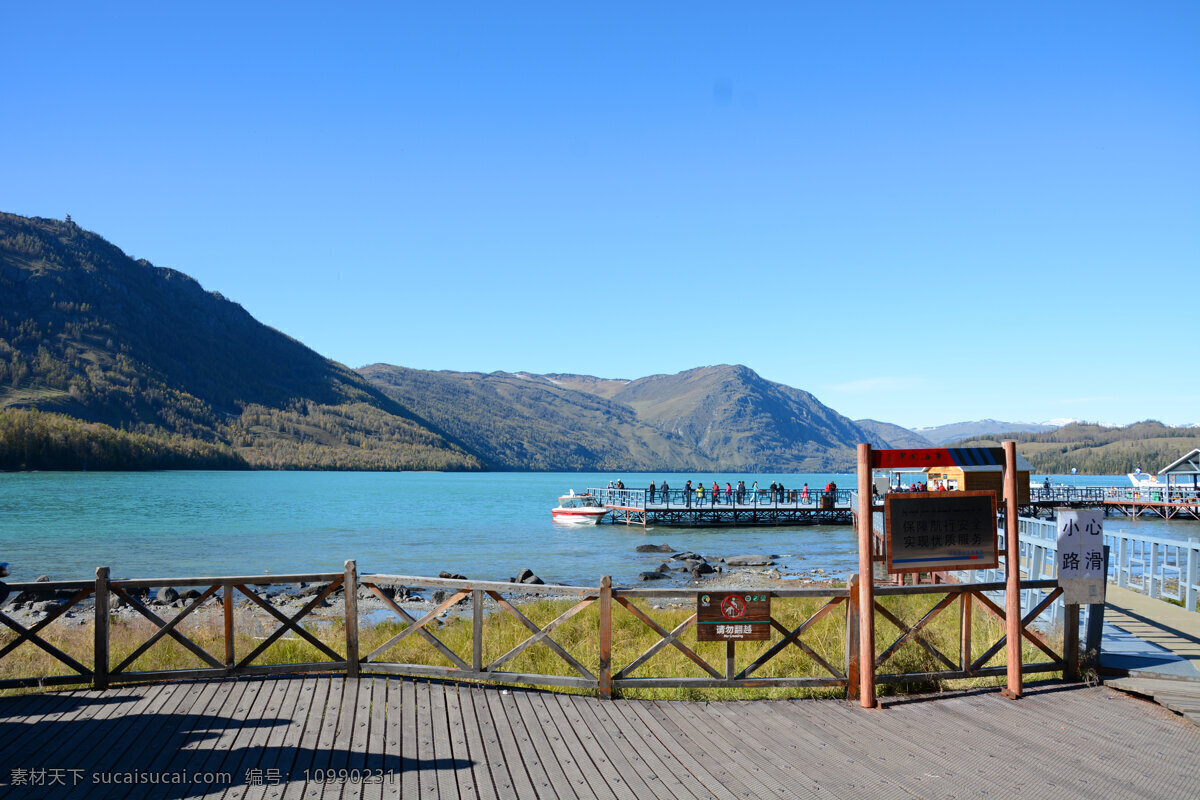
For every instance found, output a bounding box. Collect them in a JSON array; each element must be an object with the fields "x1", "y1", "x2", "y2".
[
  {"x1": 4, "y1": 211, "x2": 1190, "y2": 473},
  {"x1": 360, "y1": 364, "x2": 889, "y2": 471}
]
